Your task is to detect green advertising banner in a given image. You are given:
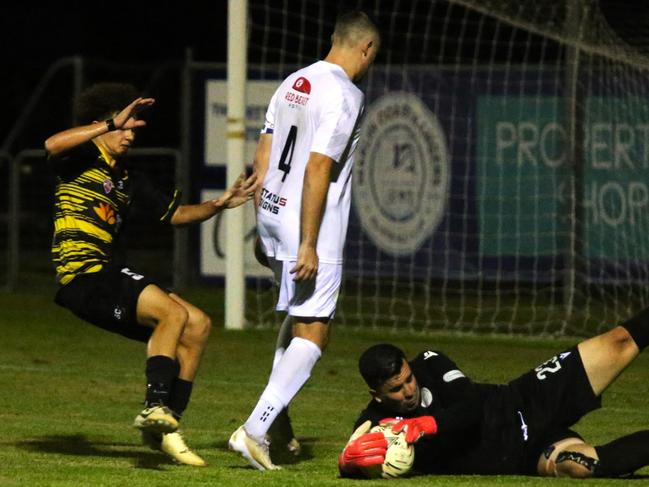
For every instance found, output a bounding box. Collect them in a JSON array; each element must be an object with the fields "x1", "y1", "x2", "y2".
[
  {"x1": 477, "y1": 96, "x2": 568, "y2": 257},
  {"x1": 478, "y1": 96, "x2": 649, "y2": 259},
  {"x1": 584, "y1": 97, "x2": 649, "y2": 259}
]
